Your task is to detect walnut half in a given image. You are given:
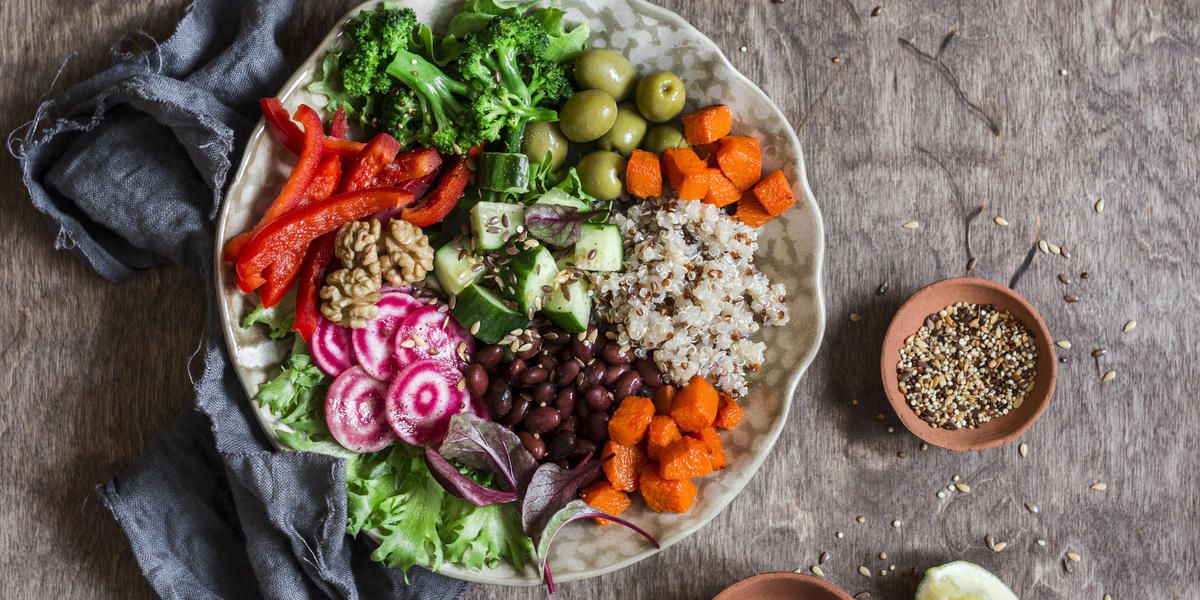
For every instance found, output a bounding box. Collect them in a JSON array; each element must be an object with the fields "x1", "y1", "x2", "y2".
[{"x1": 380, "y1": 219, "x2": 434, "y2": 287}]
